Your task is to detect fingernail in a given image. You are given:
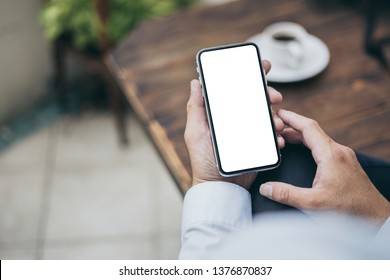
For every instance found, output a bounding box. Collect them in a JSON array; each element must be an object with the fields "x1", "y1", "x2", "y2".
[{"x1": 260, "y1": 184, "x2": 273, "y2": 198}]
